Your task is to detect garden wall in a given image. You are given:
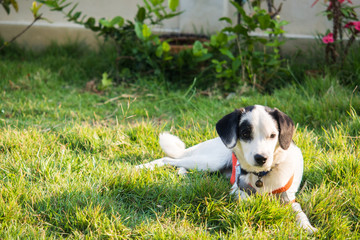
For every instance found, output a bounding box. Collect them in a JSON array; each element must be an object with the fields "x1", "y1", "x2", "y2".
[{"x1": 0, "y1": 0, "x2": 338, "y2": 51}]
